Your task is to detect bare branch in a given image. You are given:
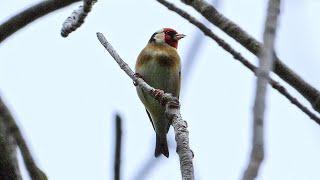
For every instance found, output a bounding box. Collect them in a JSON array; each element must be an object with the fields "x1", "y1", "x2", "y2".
[
  {"x1": 114, "y1": 114, "x2": 122, "y2": 180},
  {"x1": 0, "y1": 97, "x2": 47, "y2": 180},
  {"x1": 156, "y1": 0, "x2": 320, "y2": 125},
  {"x1": 0, "y1": 0, "x2": 80, "y2": 44},
  {"x1": 61, "y1": 0, "x2": 97, "y2": 37},
  {"x1": 7, "y1": 133, "x2": 22, "y2": 180},
  {"x1": 0, "y1": 118, "x2": 21, "y2": 180},
  {"x1": 96, "y1": 32, "x2": 194, "y2": 180},
  {"x1": 242, "y1": 0, "x2": 281, "y2": 179},
  {"x1": 180, "y1": 0, "x2": 320, "y2": 113}
]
